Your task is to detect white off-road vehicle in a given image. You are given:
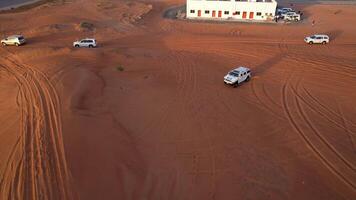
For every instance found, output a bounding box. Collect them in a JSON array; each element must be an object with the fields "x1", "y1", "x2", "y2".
[
  {"x1": 283, "y1": 12, "x2": 301, "y2": 21},
  {"x1": 277, "y1": 8, "x2": 294, "y2": 14},
  {"x1": 224, "y1": 67, "x2": 251, "y2": 87},
  {"x1": 1, "y1": 35, "x2": 26, "y2": 46},
  {"x1": 73, "y1": 38, "x2": 97, "y2": 48},
  {"x1": 304, "y1": 34, "x2": 329, "y2": 44}
]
